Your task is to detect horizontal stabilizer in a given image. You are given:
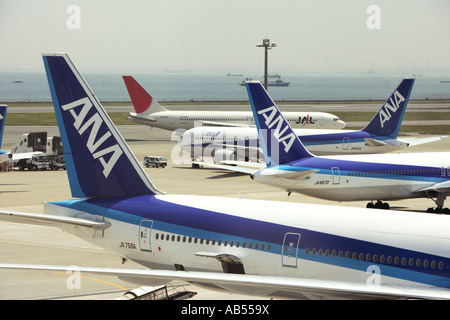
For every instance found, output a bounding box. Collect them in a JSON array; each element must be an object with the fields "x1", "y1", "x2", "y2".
[
  {"x1": 404, "y1": 136, "x2": 448, "y2": 147},
  {"x1": 258, "y1": 168, "x2": 319, "y2": 180},
  {"x1": 364, "y1": 138, "x2": 388, "y2": 147},
  {"x1": 0, "y1": 210, "x2": 110, "y2": 230}
]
